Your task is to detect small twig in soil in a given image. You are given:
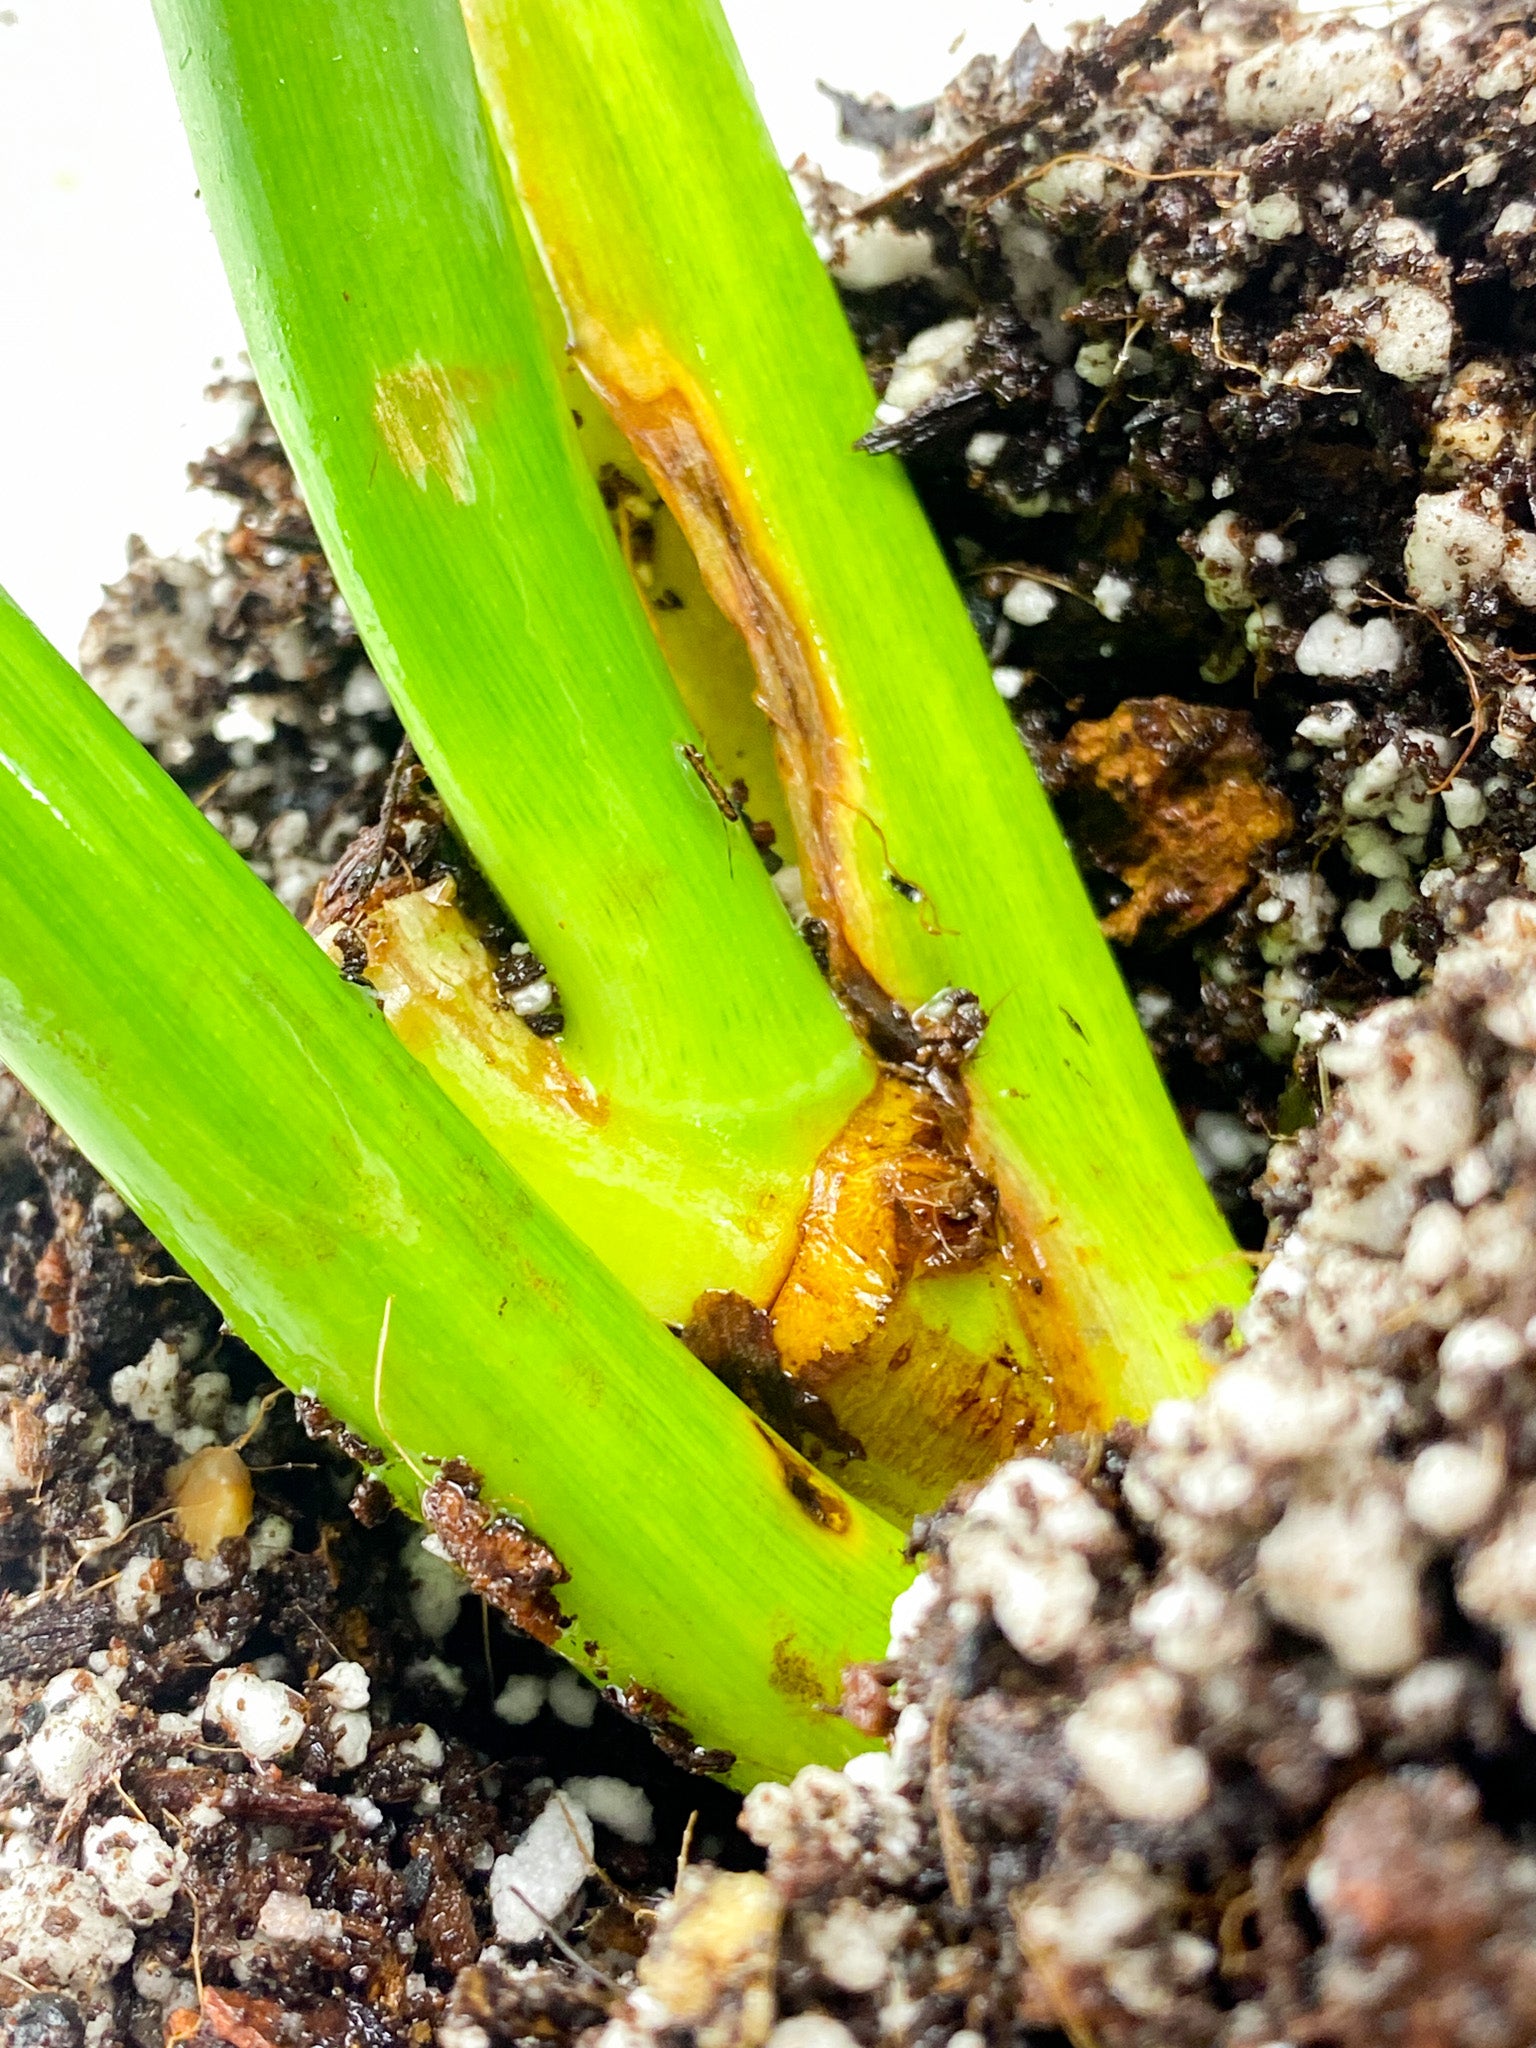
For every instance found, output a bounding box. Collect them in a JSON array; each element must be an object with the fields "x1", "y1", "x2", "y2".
[
  {"x1": 21, "y1": 1506, "x2": 176, "y2": 1603},
  {"x1": 356, "y1": 735, "x2": 419, "y2": 907},
  {"x1": 928, "y1": 1688, "x2": 973, "y2": 1910},
  {"x1": 111, "y1": 1771, "x2": 151, "y2": 1827},
  {"x1": 558, "y1": 1795, "x2": 655, "y2": 1922},
  {"x1": 1086, "y1": 317, "x2": 1147, "y2": 434},
  {"x1": 984, "y1": 150, "x2": 1241, "y2": 215},
  {"x1": 230, "y1": 1386, "x2": 288, "y2": 1451},
  {"x1": 1361, "y1": 582, "x2": 1491, "y2": 788},
  {"x1": 481, "y1": 1596, "x2": 496, "y2": 1694},
  {"x1": 675, "y1": 1808, "x2": 698, "y2": 1886},
  {"x1": 1012, "y1": 1913, "x2": 1103, "y2": 2048},
  {"x1": 496, "y1": 1859, "x2": 622, "y2": 1991},
  {"x1": 1210, "y1": 299, "x2": 1358, "y2": 396},
  {"x1": 188, "y1": 1880, "x2": 206, "y2": 2007},
  {"x1": 972, "y1": 561, "x2": 1090, "y2": 606},
  {"x1": 289, "y1": 1601, "x2": 346, "y2": 1665}
]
